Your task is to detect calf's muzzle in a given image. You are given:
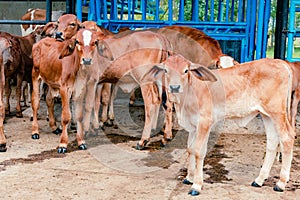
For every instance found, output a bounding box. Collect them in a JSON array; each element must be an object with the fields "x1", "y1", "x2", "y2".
[
  {"x1": 170, "y1": 85, "x2": 181, "y2": 93},
  {"x1": 82, "y1": 58, "x2": 92, "y2": 65}
]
